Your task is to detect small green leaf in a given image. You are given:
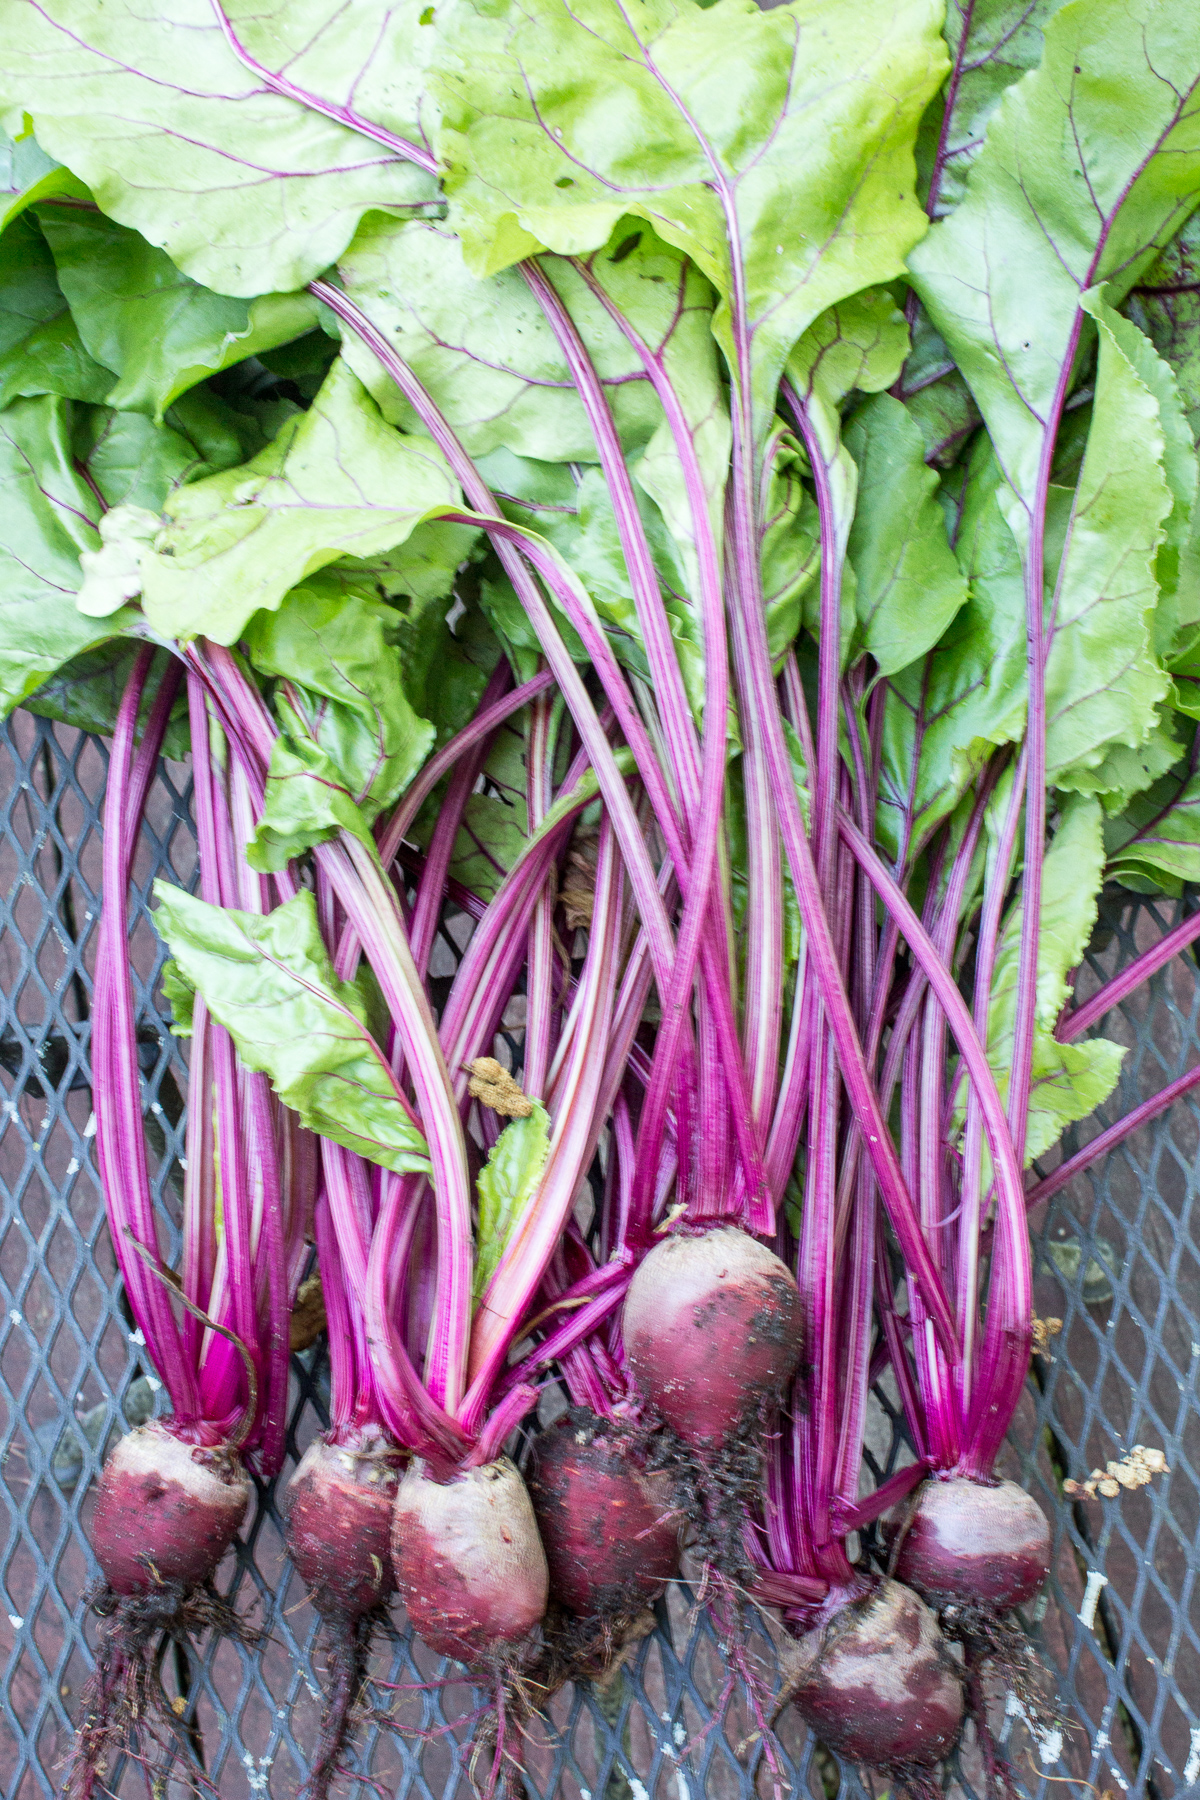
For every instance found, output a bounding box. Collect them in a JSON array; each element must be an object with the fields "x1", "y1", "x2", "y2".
[
  {"x1": 139, "y1": 358, "x2": 463, "y2": 644},
  {"x1": 0, "y1": 215, "x2": 113, "y2": 410},
  {"x1": 473, "y1": 1101, "x2": 550, "y2": 1301},
  {"x1": 844, "y1": 392, "x2": 968, "y2": 677},
  {"x1": 1036, "y1": 291, "x2": 1172, "y2": 787},
  {"x1": 243, "y1": 574, "x2": 436, "y2": 866},
  {"x1": 1106, "y1": 763, "x2": 1200, "y2": 892},
  {"x1": 153, "y1": 883, "x2": 431, "y2": 1177},
  {"x1": 0, "y1": 395, "x2": 139, "y2": 716},
  {"x1": 160, "y1": 958, "x2": 195, "y2": 1038},
  {"x1": 1, "y1": 120, "x2": 91, "y2": 232},
  {"x1": 986, "y1": 794, "x2": 1123, "y2": 1164},
  {"x1": 37, "y1": 207, "x2": 319, "y2": 421}
]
